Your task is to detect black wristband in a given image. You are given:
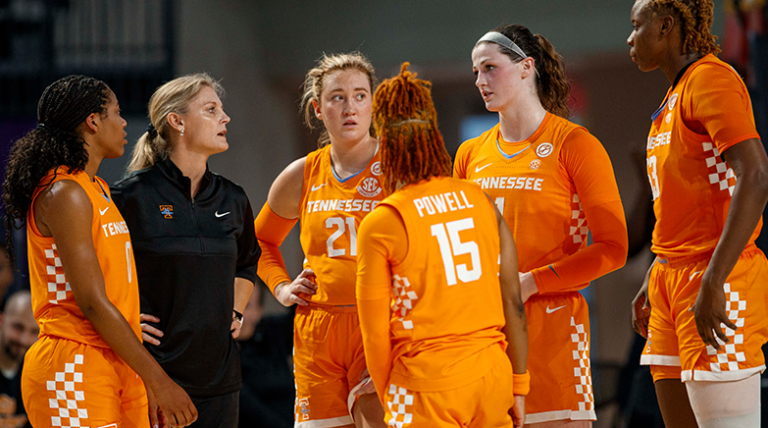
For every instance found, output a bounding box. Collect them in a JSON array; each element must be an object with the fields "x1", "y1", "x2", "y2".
[{"x1": 233, "y1": 309, "x2": 243, "y2": 322}]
